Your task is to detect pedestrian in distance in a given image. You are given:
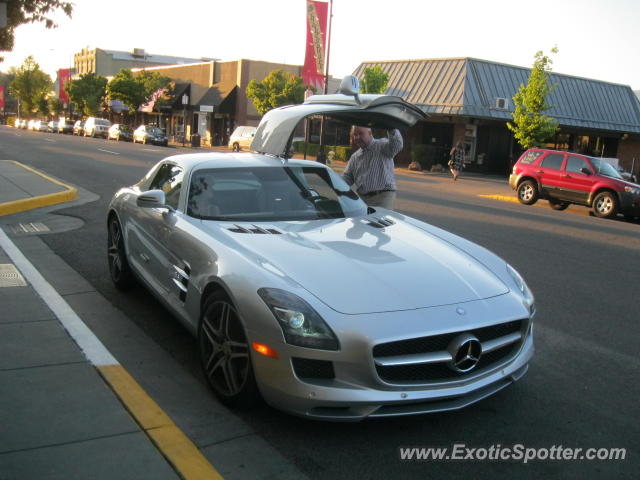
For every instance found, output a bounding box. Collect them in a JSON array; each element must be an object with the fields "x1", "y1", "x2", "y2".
[
  {"x1": 448, "y1": 141, "x2": 465, "y2": 181},
  {"x1": 343, "y1": 126, "x2": 403, "y2": 210}
]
